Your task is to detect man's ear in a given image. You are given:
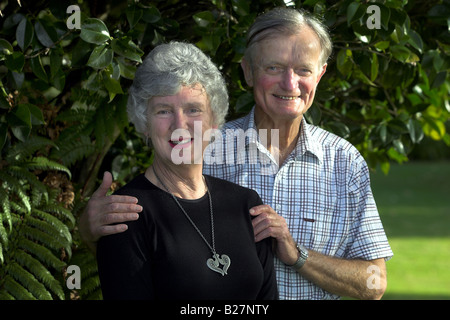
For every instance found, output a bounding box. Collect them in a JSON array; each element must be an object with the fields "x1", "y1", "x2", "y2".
[
  {"x1": 316, "y1": 63, "x2": 327, "y2": 84},
  {"x1": 241, "y1": 57, "x2": 254, "y2": 87}
]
